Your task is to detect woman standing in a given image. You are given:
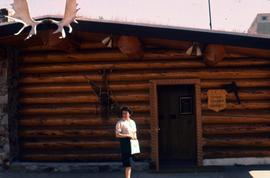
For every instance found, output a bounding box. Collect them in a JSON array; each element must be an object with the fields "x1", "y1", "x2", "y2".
[{"x1": 115, "y1": 106, "x2": 137, "y2": 178}]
